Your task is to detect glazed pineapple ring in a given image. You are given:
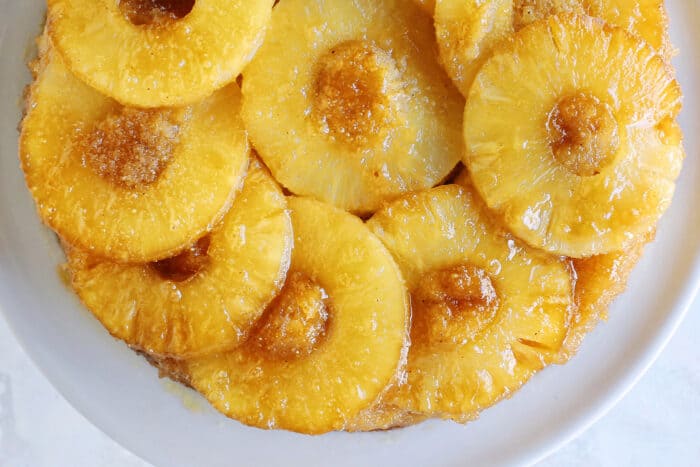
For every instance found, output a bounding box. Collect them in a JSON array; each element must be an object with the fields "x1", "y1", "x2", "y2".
[
  {"x1": 242, "y1": 0, "x2": 464, "y2": 214},
  {"x1": 20, "y1": 41, "x2": 248, "y2": 262},
  {"x1": 47, "y1": 0, "x2": 274, "y2": 107},
  {"x1": 67, "y1": 160, "x2": 293, "y2": 358},
  {"x1": 186, "y1": 197, "x2": 410, "y2": 433},
  {"x1": 464, "y1": 14, "x2": 683, "y2": 258},
  {"x1": 365, "y1": 182, "x2": 572, "y2": 422},
  {"x1": 435, "y1": 0, "x2": 672, "y2": 96}
]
